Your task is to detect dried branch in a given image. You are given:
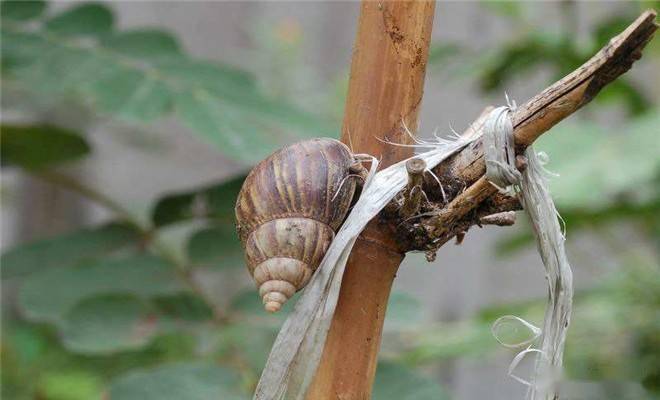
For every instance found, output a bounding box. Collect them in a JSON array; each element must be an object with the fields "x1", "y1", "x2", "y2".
[
  {"x1": 480, "y1": 211, "x2": 517, "y2": 227},
  {"x1": 398, "y1": 10, "x2": 657, "y2": 252},
  {"x1": 400, "y1": 158, "x2": 427, "y2": 218}
]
